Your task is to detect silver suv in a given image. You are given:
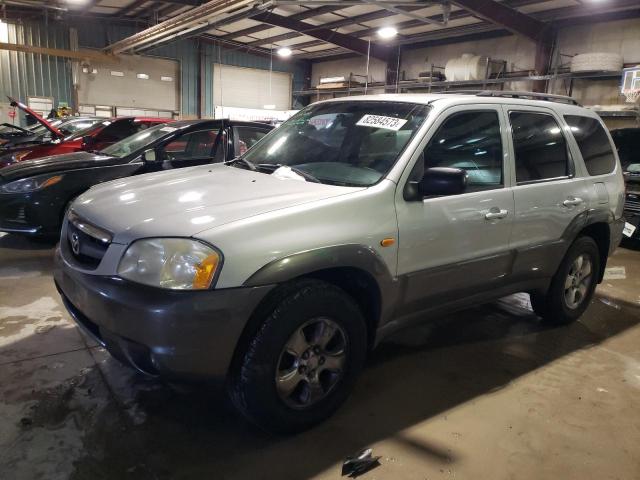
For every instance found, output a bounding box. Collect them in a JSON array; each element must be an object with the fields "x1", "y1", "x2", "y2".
[{"x1": 54, "y1": 92, "x2": 625, "y2": 433}]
